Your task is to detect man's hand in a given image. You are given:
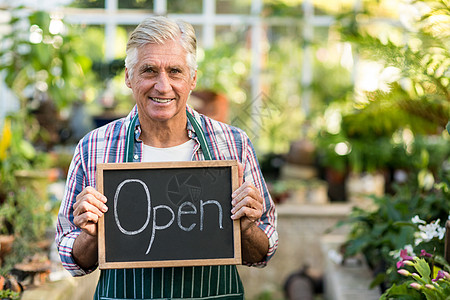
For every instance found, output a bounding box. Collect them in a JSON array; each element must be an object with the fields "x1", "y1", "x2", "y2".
[
  {"x1": 231, "y1": 163, "x2": 269, "y2": 263},
  {"x1": 72, "y1": 186, "x2": 107, "y2": 270},
  {"x1": 73, "y1": 186, "x2": 108, "y2": 237},
  {"x1": 231, "y1": 166, "x2": 264, "y2": 233}
]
